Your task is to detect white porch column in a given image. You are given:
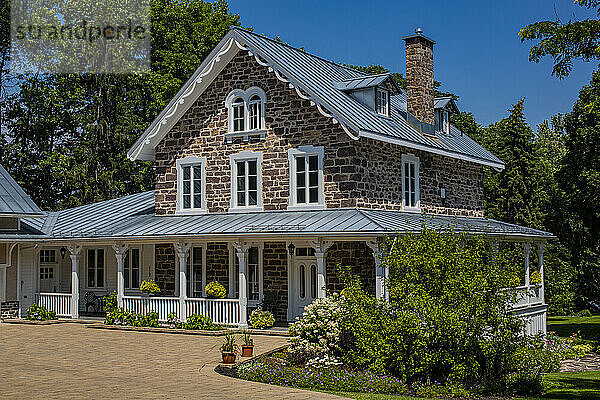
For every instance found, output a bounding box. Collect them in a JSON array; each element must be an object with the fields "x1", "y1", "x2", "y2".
[
  {"x1": 67, "y1": 245, "x2": 82, "y2": 319},
  {"x1": 523, "y1": 243, "x2": 532, "y2": 288},
  {"x1": 537, "y1": 242, "x2": 545, "y2": 303},
  {"x1": 233, "y1": 240, "x2": 249, "y2": 328},
  {"x1": 366, "y1": 240, "x2": 386, "y2": 300},
  {"x1": 174, "y1": 242, "x2": 190, "y2": 321},
  {"x1": 112, "y1": 243, "x2": 129, "y2": 308},
  {"x1": 311, "y1": 239, "x2": 333, "y2": 299}
]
